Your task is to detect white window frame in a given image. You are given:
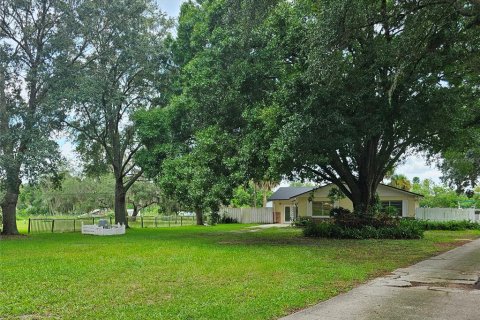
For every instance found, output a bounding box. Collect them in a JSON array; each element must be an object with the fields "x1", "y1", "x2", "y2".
[
  {"x1": 402, "y1": 200, "x2": 408, "y2": 217},
  {"x1": 381, "y1": 200, "x2": 404, "y2": 217},
  {"x1": 311, "y1": 201, "x2": 333, "y2": 218}
]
